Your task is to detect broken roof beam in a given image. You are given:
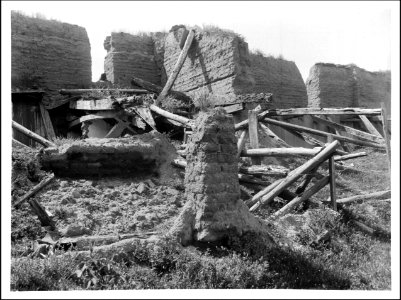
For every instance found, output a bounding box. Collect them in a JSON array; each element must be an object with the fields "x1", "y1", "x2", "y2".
[
  {"x1": 157, "y1": 29, "x2": 195, "y2": 105},
  {"x1": 12, "y1": 120, "x2": 57, "y2": 148},
  {"x1": 149, "y1": 104, "x2": 194, "y2": 128},
  {"x1": 59, "y1": 88, "x2": 149, "y2": 95},
  {"x1": 70, "y1": 98, "x2": 115, "y2": 110},
  {"x1": 131, "y1": 76, "x2": 192, "y2": 104},
  {"x1": 267, "y1": 108, "x2": 382, "y2": 116}
]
